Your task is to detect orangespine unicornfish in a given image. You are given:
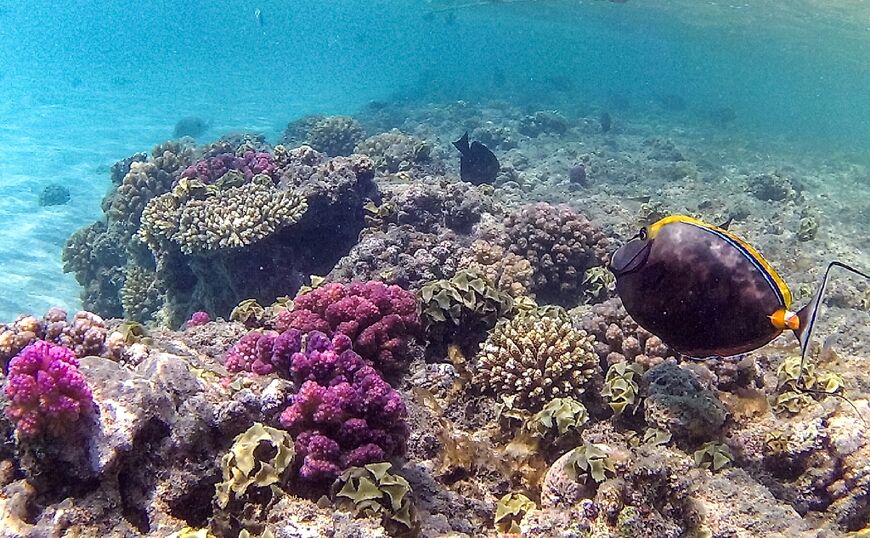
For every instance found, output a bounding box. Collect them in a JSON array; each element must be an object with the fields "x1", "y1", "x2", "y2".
[{"x1": 609, "y1": 215, "x2": 869, "y2": 390}]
